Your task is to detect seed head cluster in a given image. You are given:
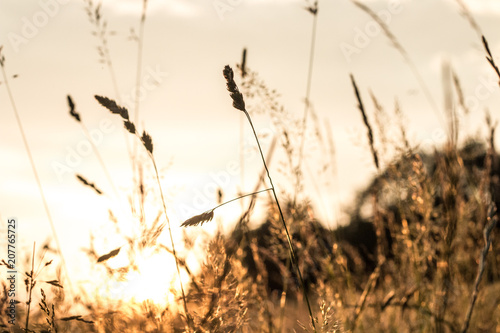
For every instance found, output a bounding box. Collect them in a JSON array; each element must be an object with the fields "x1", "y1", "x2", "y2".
[{"x1": 223, "y1": 65, "x2": 246, "y2": 112}]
